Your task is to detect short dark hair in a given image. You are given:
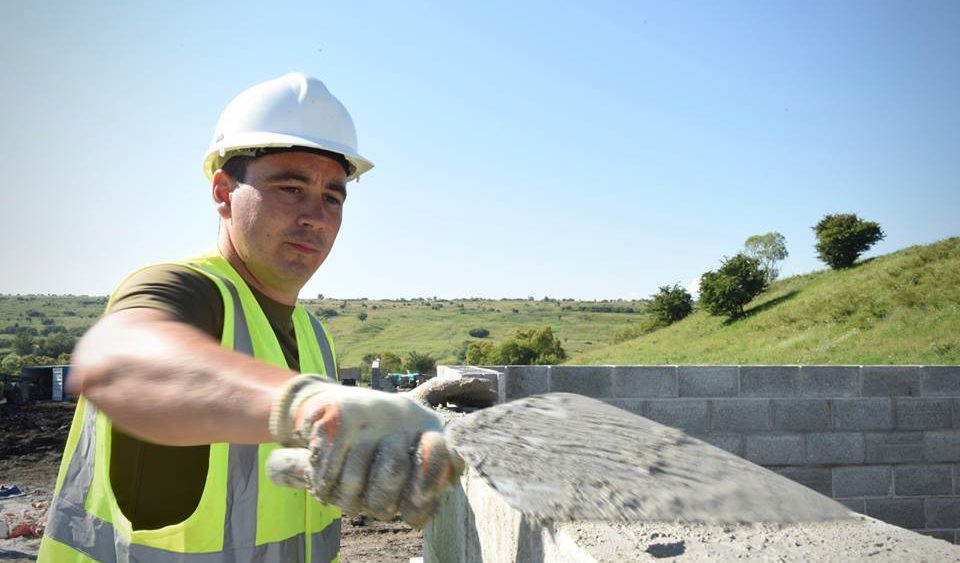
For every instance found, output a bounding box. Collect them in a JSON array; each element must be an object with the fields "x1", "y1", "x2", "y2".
[{"x1": 221, "y1": 147, "x2": 351, "y2": 183}]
